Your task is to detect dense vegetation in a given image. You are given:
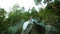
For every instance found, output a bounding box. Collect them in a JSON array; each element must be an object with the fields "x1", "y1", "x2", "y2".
[{"x1": 0, "y1": 0, "x2": 60, "y2": 34}]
